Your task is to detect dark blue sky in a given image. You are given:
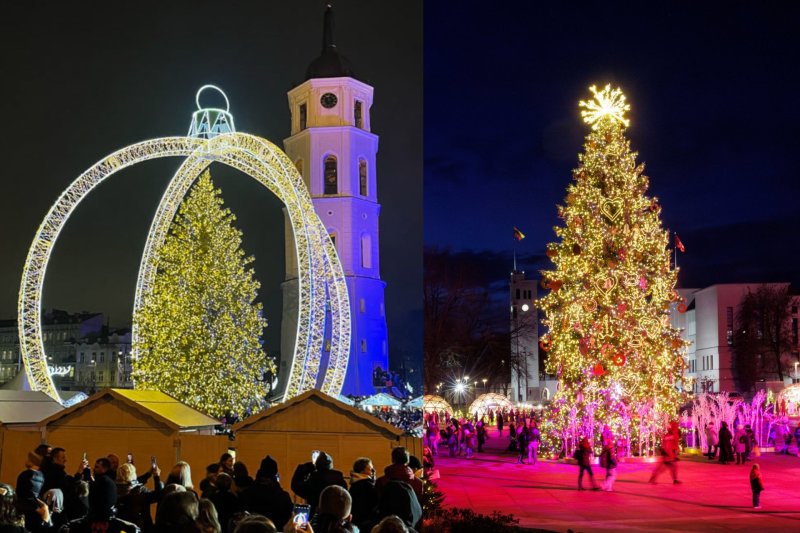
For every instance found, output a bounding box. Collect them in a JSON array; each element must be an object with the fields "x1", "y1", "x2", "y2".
[
  {"x1": 0, "y1": 1, "x2": 422, "y2": 373},
  {"x1": 425, "y1": 2, "x2": 800, "y2": 292}
]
